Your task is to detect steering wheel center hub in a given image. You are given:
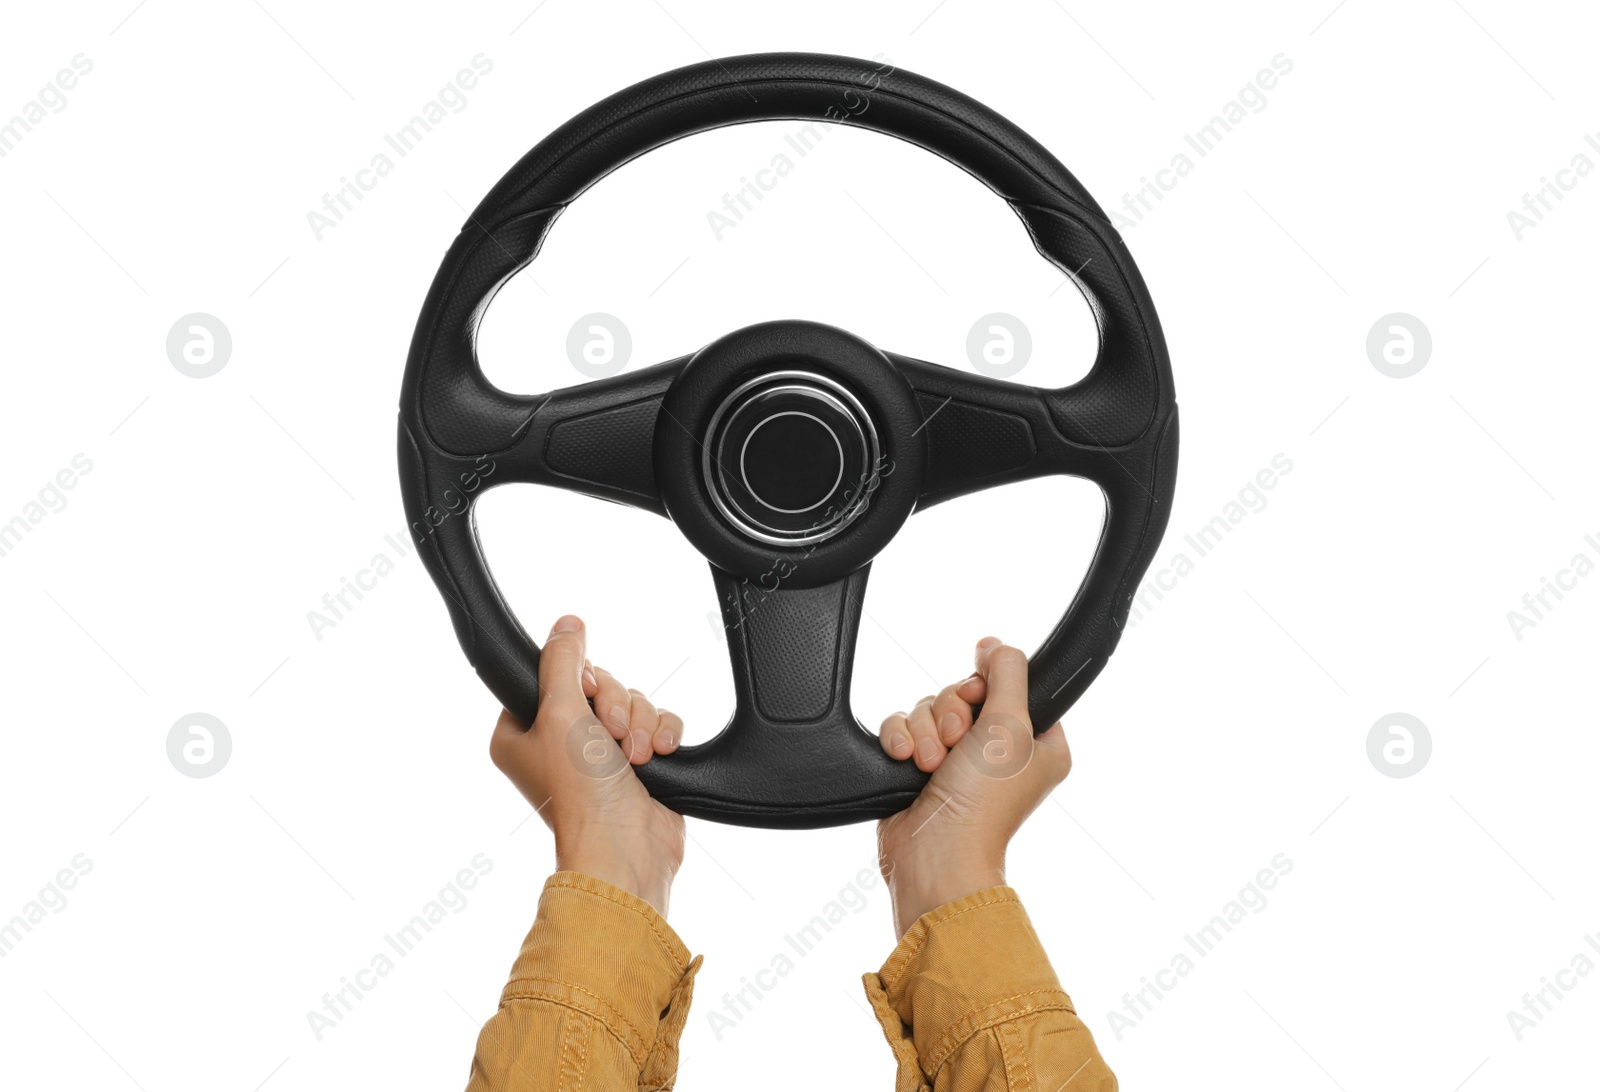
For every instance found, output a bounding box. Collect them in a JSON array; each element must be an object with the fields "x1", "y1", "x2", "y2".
[
  {"x1": 654, "y1": 320, "x2": 927, "y2": 588},
  {"x1": 706, "y1": 371, "x2": 878, "y2": 546}
]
